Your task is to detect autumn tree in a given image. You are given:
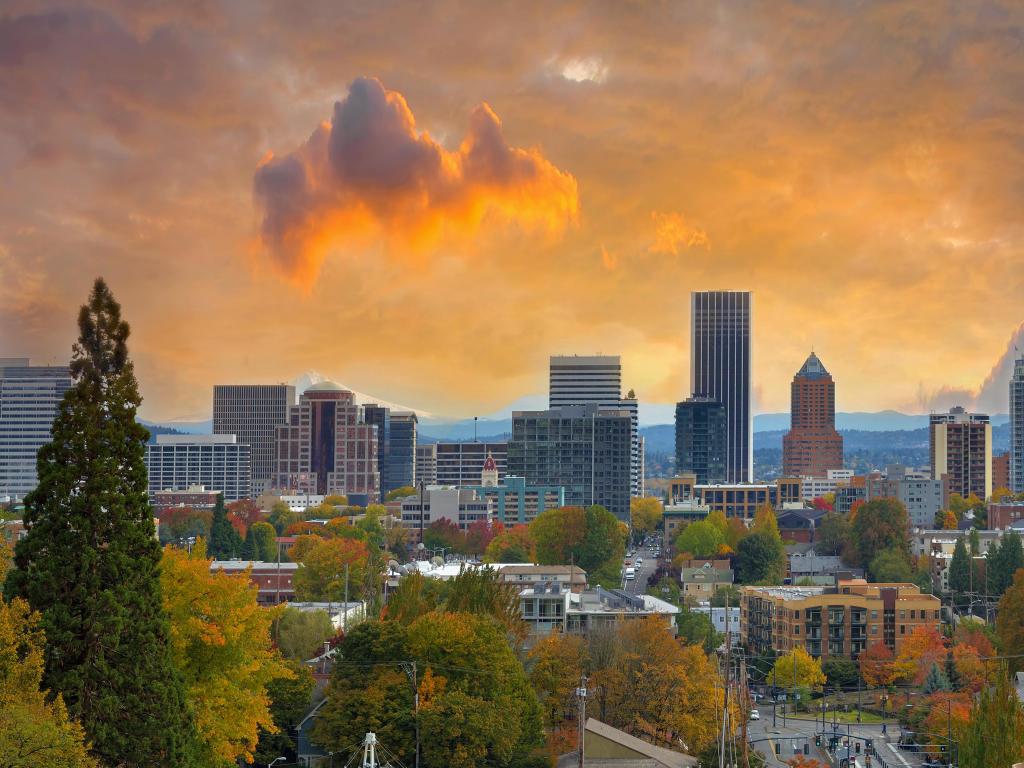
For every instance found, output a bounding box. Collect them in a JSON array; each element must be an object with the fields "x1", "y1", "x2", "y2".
[
  {"x1": 918, "y1": 691, "x2": 970, "y2": 760},
  {"x1": 958, "y1": 666, "x2": 1024, "y2": 768},
  {"x1": 996, "y1": 568, "x2": 1024, "y2": 675},
  {"x1": 158, "y1": 506, "x2": 212, "y2": 545},
  {"x1": 768, "y1": 646, "x2": 826, "y2": 690},
  {"x1": 381, "y1": 571, "x2": 447, "y2": 625},
  {"x1": 423, "y1": 518, "x2": 466, "y2": 553},
  {"x1": 293, "y1": 537, "x2": 371, "y2": 602},
  {"x1": 942, "y1": 509, "x2": 959, "y2": 530},
  {"x1": 528, "y1": 632, "x2": 588, "y2": 726},
  {"x1": 815, "y1": 512, "x2": 850, "y2": 557},
  {"x1": 465, "y1": 518, "x2": 502, "y2": 555},
  {"x1": 630, "y1": 496, "x2": 663, "y2": 541},
  {"x1": 162, "y1": 541, "x2": 291, "y2": 766},
  {"x1": 484, "y1": 524, "x2": 534, "y2": 563},
  {"x1": 895, "y1": 625, "x2": 947, "y2": 685},
  {"x1": 385, "y1": 486, "x2": 416, "y2": 501},
  {"x1": 3, "y1": 279, "x2": 199, "y2": 767},
  {"x1": 859, "y1": 642, "x2": 899, "y2": 688},
  {"x1": 276, "y1": 607, "x2": 336, "y2": 661},
  {"x1": 851, "y1": 498, "x2": 909, "y2": 568},
  {"x1": 674, "y1": 520, "x2": 724, "y2": 559},
  {"x1": 531, "y1": 505, "x2": 626, "y2": 587},
  {"x1": 0, "y1": 597, "x2": 96, "y2": 768},
  {"x1": 227, "y1": 498, "x2": 263, "y2": 535}
]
